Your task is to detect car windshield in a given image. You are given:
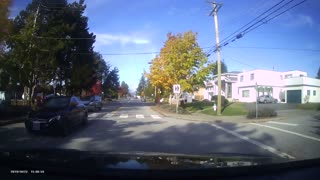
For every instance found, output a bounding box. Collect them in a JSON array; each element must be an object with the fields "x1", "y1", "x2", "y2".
[
  {"x1": 42, "y1": 97, "x2": 70, "y2": 109},
  {"x1": 1, "y1": 0, "x2": 320, "y2": 174}
]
